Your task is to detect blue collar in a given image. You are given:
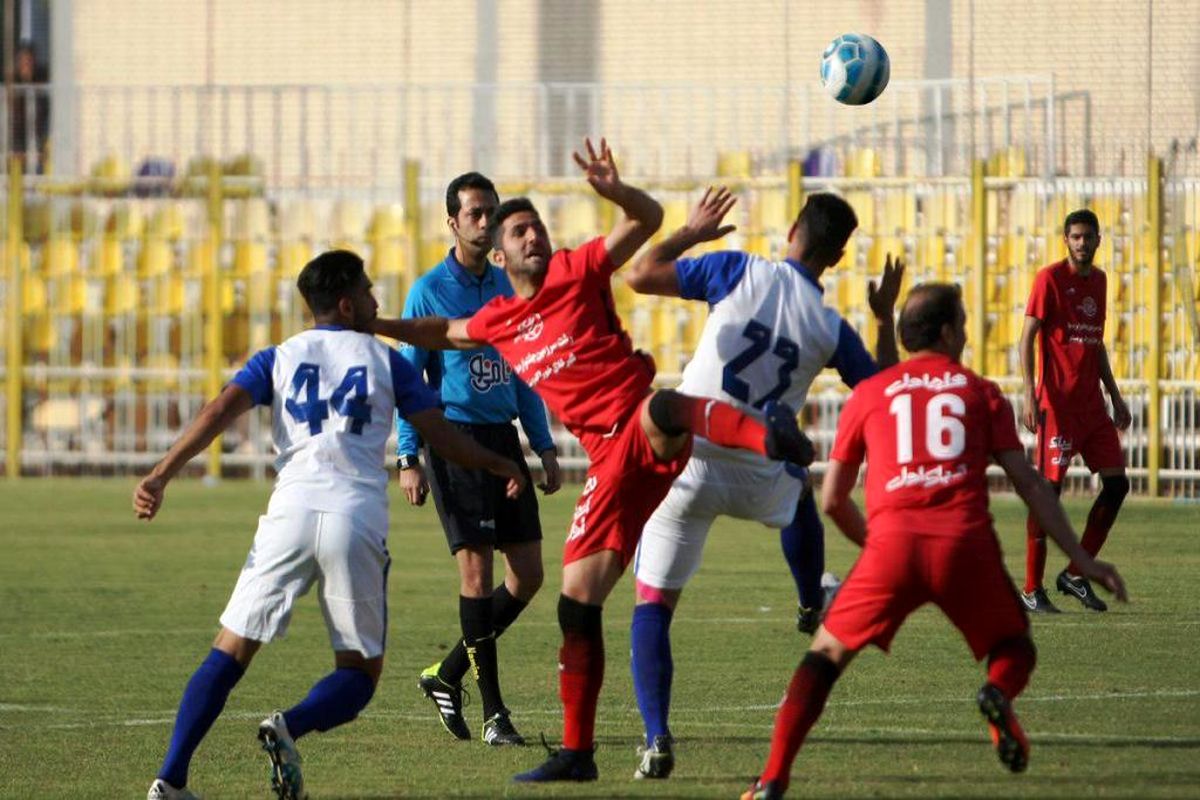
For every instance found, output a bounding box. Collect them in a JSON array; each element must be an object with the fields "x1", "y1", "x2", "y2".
[
  {"x1": 444, "y1": 247, "x2": 496, "y2": 289},
  {"x1": 784, "y1": 258, "x2": 824, "y2": 294},
  {"x1": 315, "y1": 323, "x2": 347, "y2": 331}
]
